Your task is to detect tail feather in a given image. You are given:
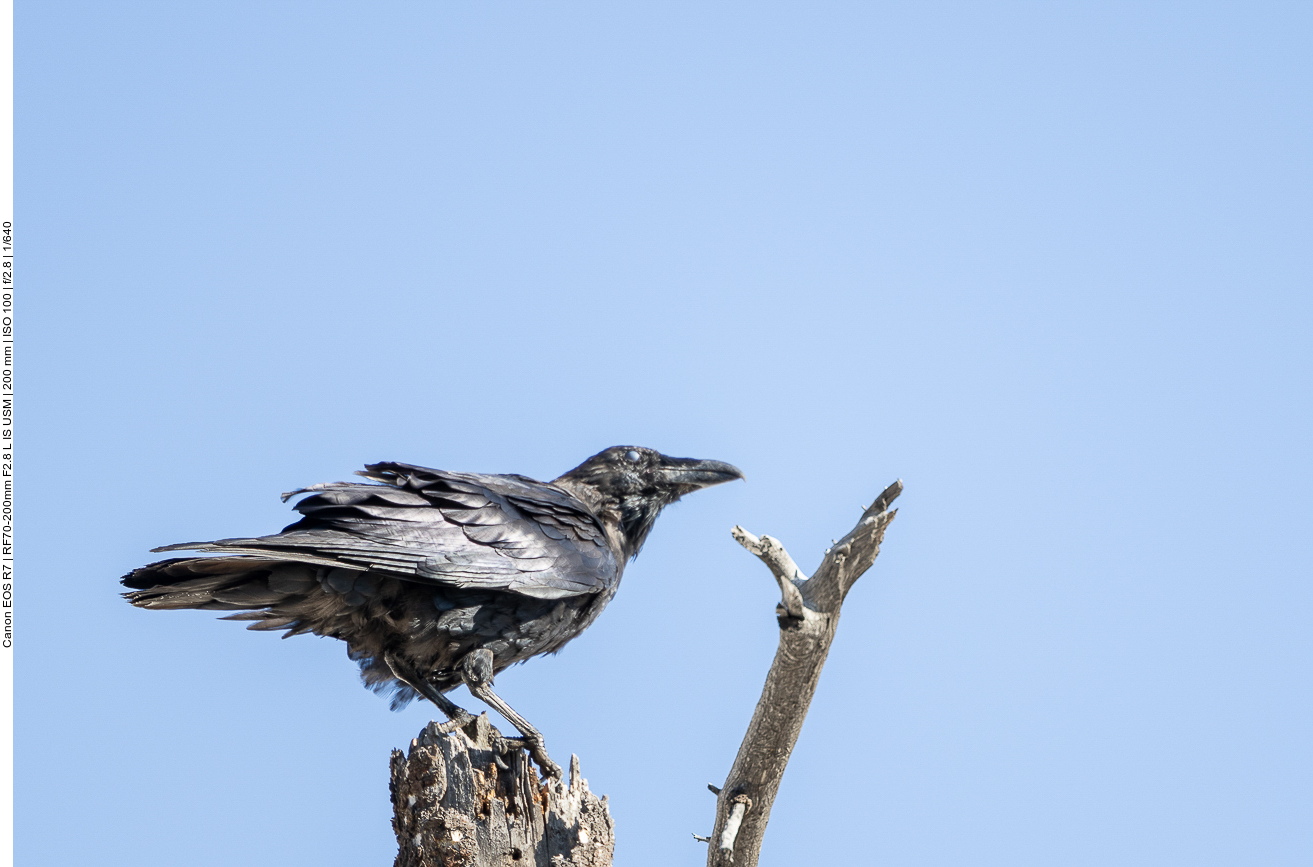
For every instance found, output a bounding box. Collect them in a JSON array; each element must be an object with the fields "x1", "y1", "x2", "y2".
[
  {"x1": 121, "y1": 558, "x2": 319, "y2": 628},
  {"x1": 121, "y1": 556, "x2": 269, "y2": 590},
  {"x1": 220, "y1": 612, "x2": 300, "y2": 632},
  {"x1": 121, "y1": 555, "x2": 420, "y2": 708},
  {"x1": 209, "y1": 584, "x2": 289, "y2": 607}
]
